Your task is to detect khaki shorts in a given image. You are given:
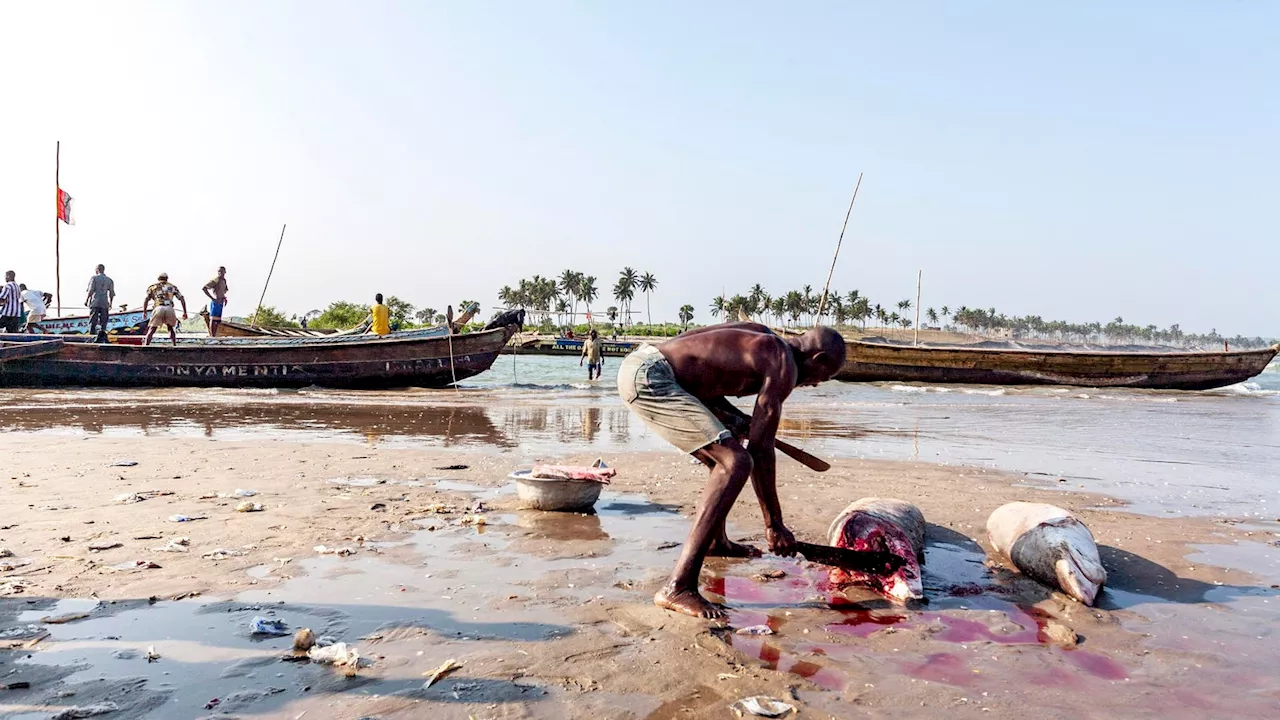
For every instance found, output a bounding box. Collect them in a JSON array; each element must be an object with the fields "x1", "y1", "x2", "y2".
[
  {"x1": 617, "y1": 345, "x2": 730, "y2": 454},
  {"x1": 149, "y1": 306, "x2": 178, "y2": 328},
  {"x1": 26, "y1": 313, "x2": 45, "y2": 324}
]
